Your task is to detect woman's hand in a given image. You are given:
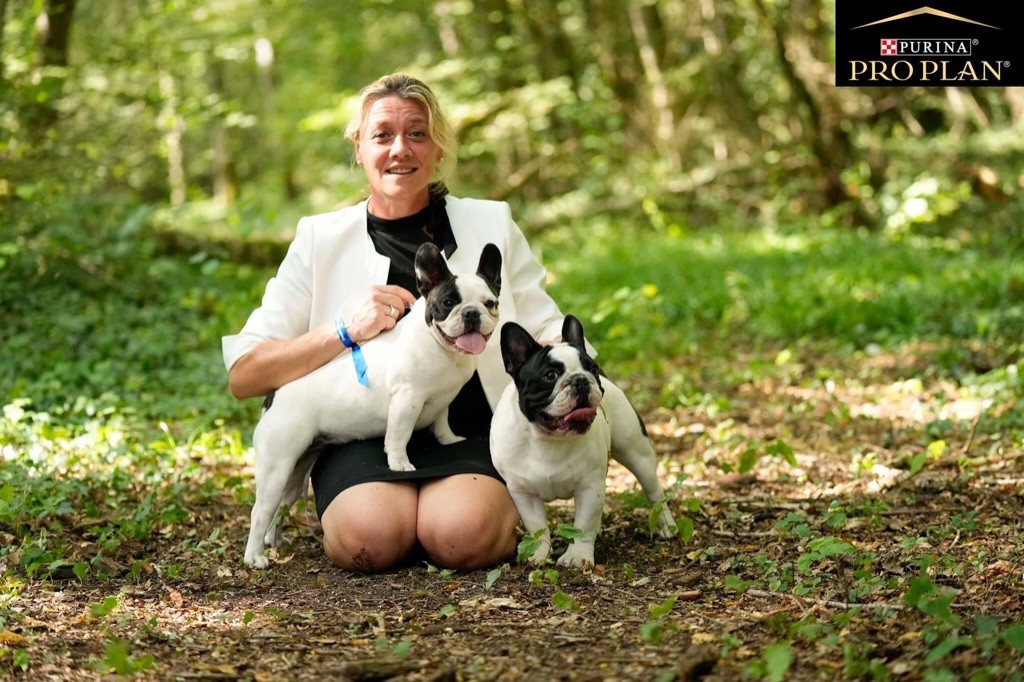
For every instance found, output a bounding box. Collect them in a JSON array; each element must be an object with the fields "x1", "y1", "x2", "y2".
[{"x1": 342, "y1": 285, "x2": 418, "y2": 343}]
